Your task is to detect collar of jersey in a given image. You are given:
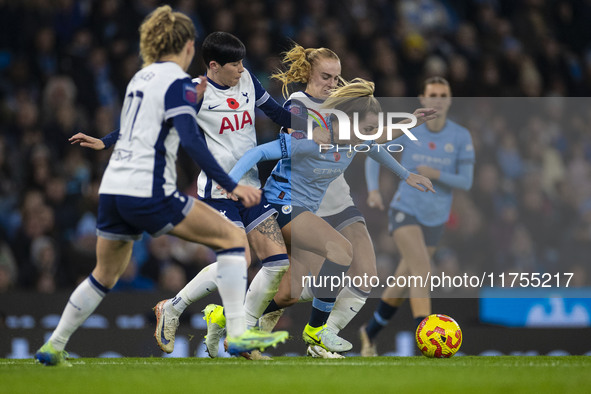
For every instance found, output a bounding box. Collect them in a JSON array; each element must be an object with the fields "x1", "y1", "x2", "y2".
[
  {"x1": 301, "y1": 91, "x2": 325, "y2": 104},
  {"x1": 207, "y1": 77, "x2": 230, "y2": 90}
]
